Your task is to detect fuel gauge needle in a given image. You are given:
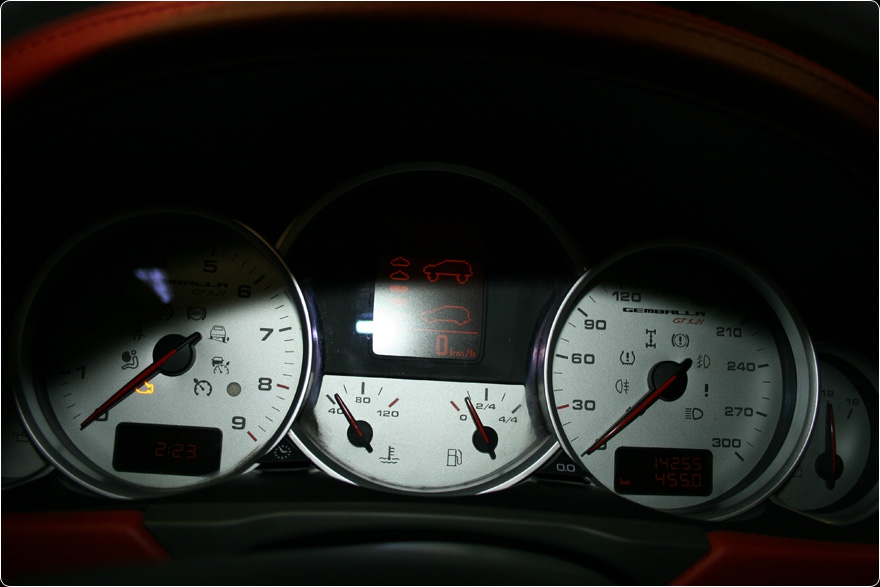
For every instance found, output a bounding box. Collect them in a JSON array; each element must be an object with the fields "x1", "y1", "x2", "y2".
[
  {"x1": 584, "y1": 358, "x2": 692, "y2": 455},
  {"x1": 81, "y1": 332, "x2": 201, "y2": 429},
  {"x1": 465, "y1": 396, "x2": 498, "y2": 459},
  {"x1": 335, "y1": 393, "x2": 373, "y2": 453}
]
